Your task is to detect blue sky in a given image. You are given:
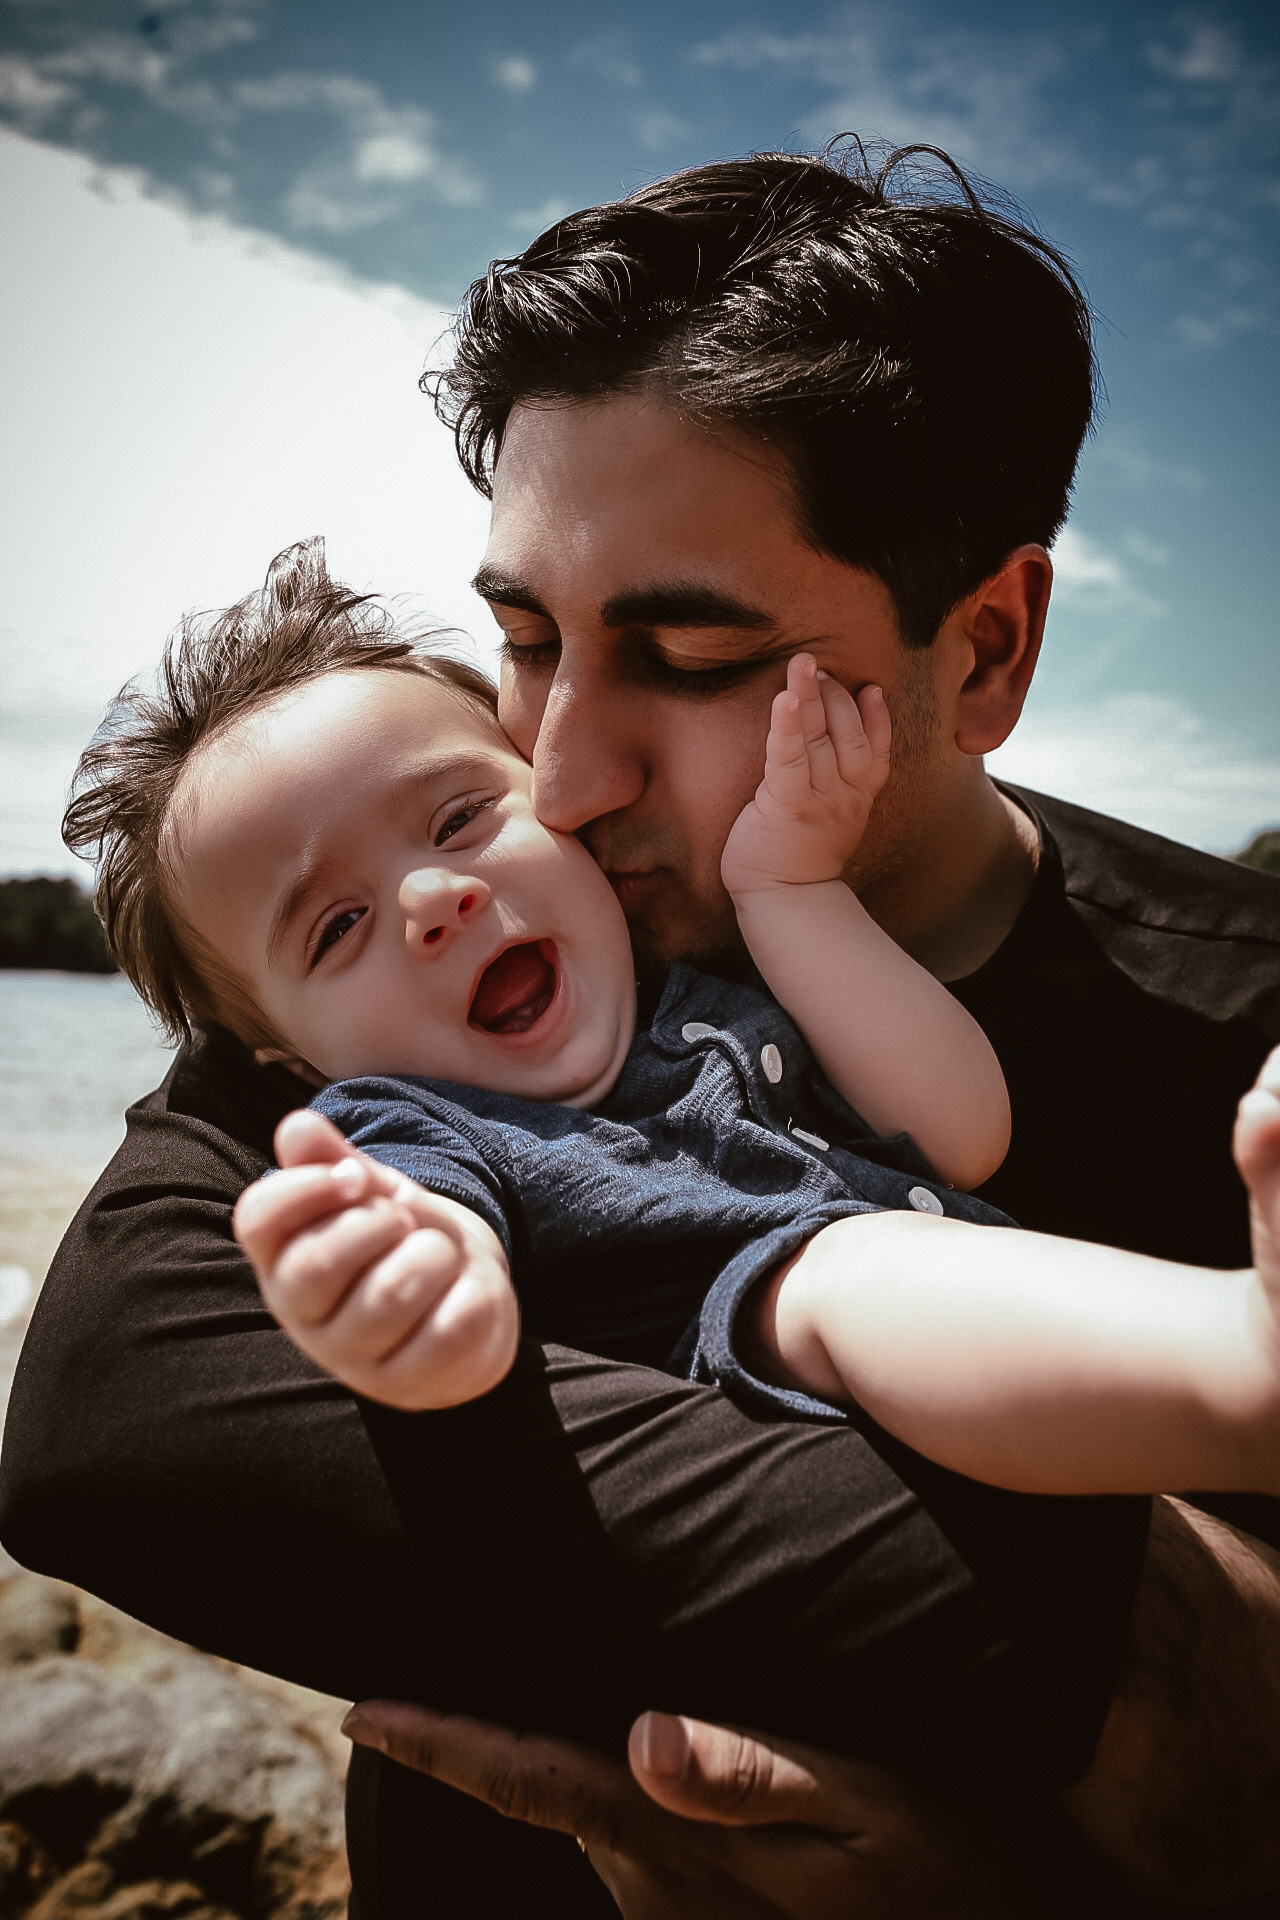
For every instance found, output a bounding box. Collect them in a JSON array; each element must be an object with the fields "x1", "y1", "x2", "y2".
[{"x1": 1, "y1": 0, "x2": 1278, "y2": 862}]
